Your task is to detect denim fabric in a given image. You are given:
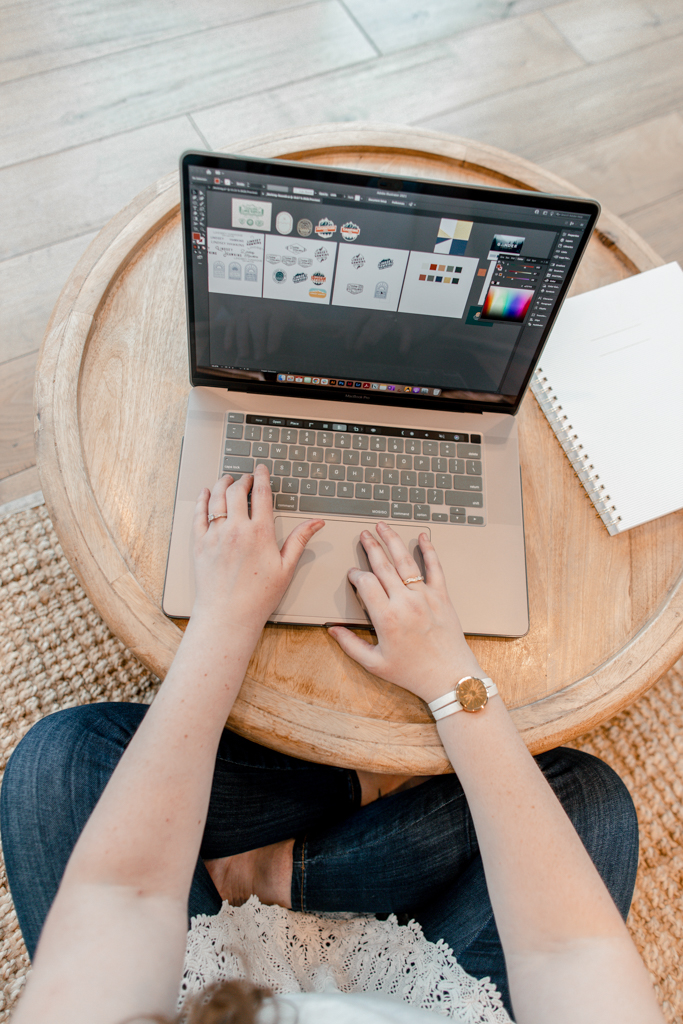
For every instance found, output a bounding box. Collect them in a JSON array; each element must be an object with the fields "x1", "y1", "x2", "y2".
[{"x1": 1, "y1": 702, "x2": 638, "y2": 1020}]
